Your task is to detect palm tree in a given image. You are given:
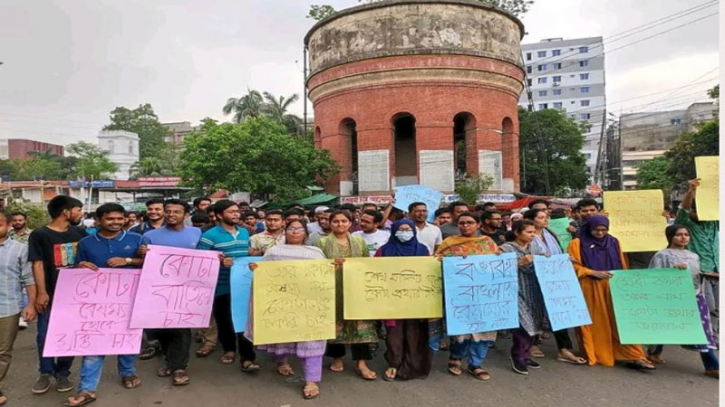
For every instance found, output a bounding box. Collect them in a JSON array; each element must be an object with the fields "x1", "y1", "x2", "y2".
[
  {"x1": 222, "y1": 89, "x2": 263, "y2": 123},
  {"x1": 262, "y1": 92, "x2": 303, "y2": 134}
]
